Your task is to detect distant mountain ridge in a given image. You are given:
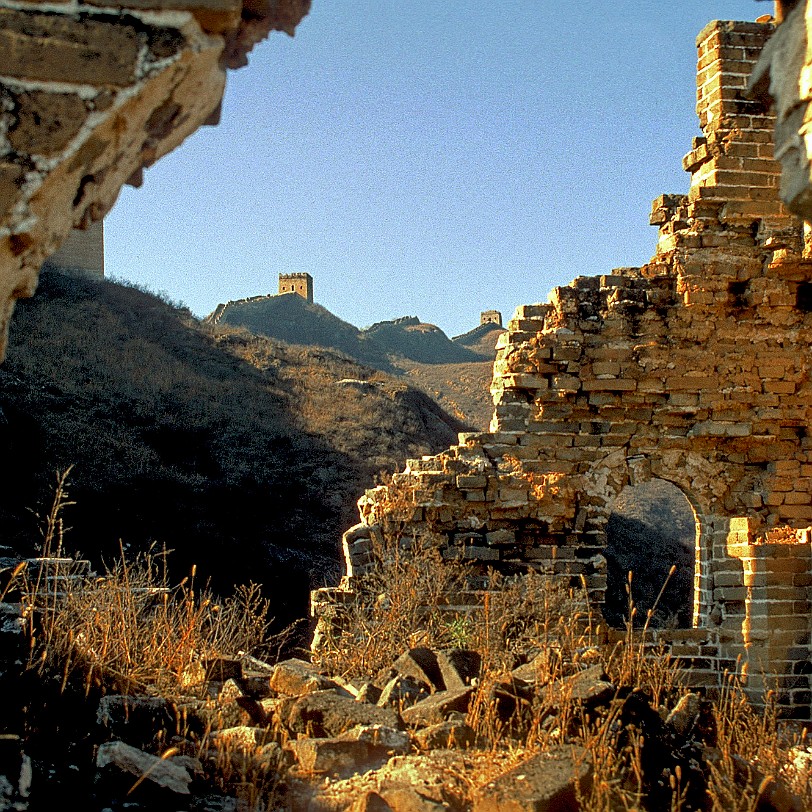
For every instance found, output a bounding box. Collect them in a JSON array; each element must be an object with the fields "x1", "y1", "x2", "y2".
[
  {"x1": 206, "y1": 294, "x2": 501, "y2": 368},
  {"x1": 205, "y1": 293, "x2": 506, "y2": 430}
]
